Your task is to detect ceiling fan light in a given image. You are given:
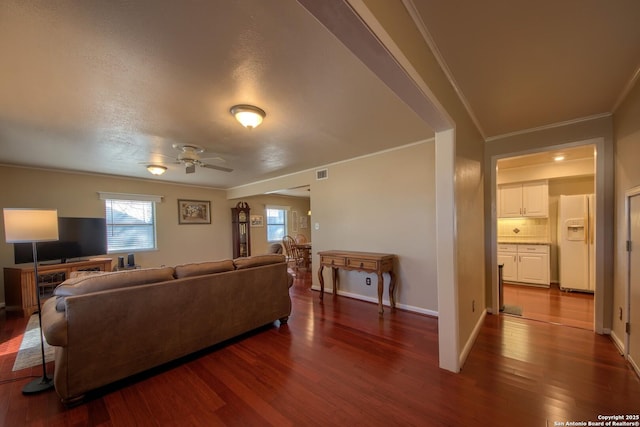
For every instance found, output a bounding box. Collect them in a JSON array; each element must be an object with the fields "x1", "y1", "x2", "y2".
[
  {"x1": 230, "y1": 104, "x2": 265, "y2": 129},
  {"x1": 147, "y1": 165, "x2": 167, "y2": 175}
]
